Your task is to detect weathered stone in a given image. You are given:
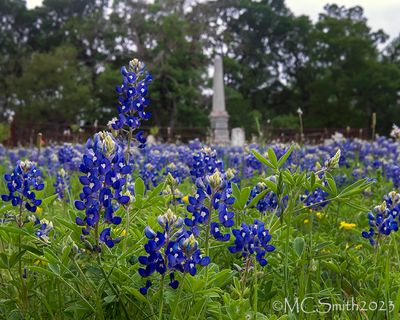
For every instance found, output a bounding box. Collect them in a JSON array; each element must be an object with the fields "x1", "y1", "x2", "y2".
[
  {"x1": 209, "y1": 55, "x2": 230, "y2": 145},
  {"x1": 231, "y1": 127, "x2": 245, "y2": 146}
]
